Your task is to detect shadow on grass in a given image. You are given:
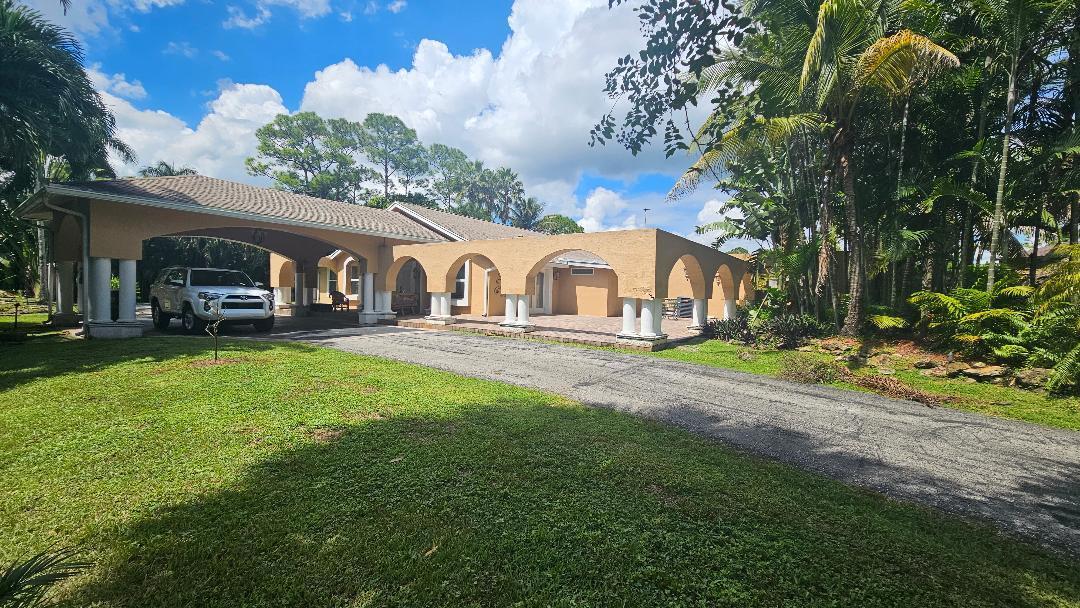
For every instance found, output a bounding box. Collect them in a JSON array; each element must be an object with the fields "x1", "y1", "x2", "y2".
[
  {"x1": 0, "y1": 334, "x2": 281, "y2": 392},
  {"x1": 66, "y1": 403, "x2": 1080, "y2": 607}
]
